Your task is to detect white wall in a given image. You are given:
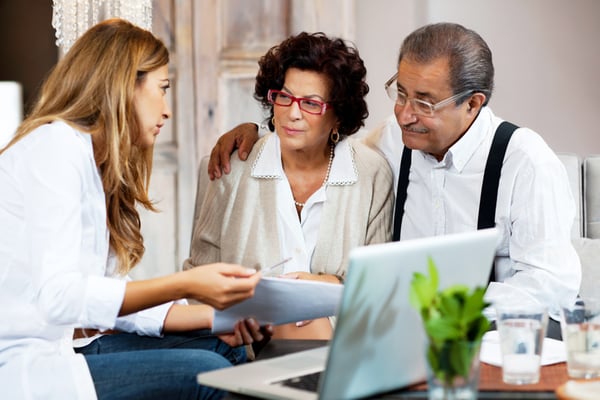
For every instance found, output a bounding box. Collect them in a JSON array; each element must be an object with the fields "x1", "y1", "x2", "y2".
[{"x1": 356, "y1": 0, "x2": 600, "y2": 157}]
